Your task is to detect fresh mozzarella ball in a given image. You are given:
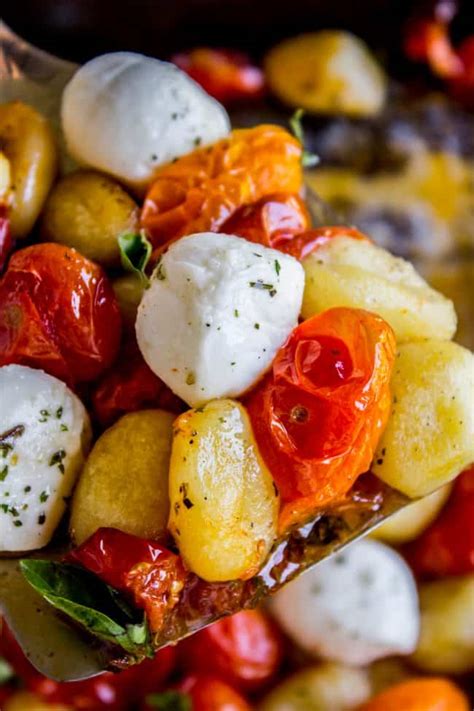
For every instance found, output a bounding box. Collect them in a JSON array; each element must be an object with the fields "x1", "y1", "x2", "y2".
[
  {"x1": 270, "y1": 539, "x2": 419, "y2": 666},
  {"x1": 61, "y1": 52, "x2": 230, "y2": 189},
  {"x1": 0, "y1": 365, "x2": 91, "y2": 552},
  {"x1": 136, "y1": 232, "x2": 305, "y2": 407}
]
